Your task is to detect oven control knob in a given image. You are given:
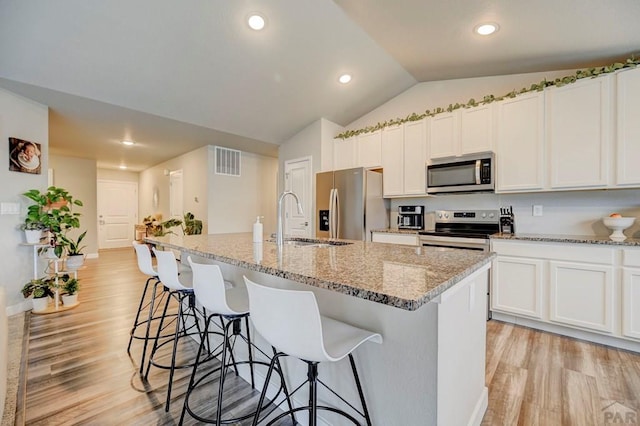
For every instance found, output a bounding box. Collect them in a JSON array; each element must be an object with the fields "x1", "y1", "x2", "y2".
[
  {"x1": 438, "y1": 213, "x2": 443, "y2": 219},
  {"x1": 481, "y1": 213, "x2": 487, "y2": 218},
  {"x1": 444, "y1": 213, "x2": 449, "y2": 219},
  {"x1": 488, "y1": 213, "x2": 495, "y2": 218}
]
